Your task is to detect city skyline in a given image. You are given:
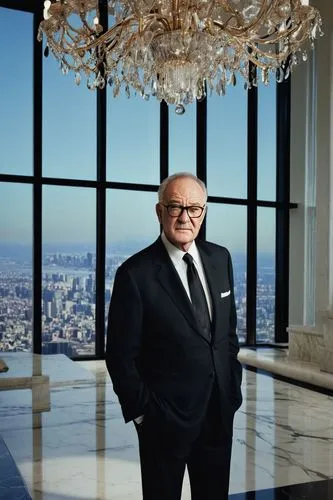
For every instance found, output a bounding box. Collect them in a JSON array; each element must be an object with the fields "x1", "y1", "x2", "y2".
[{"x1": 0, "y1": 246, "x2": 276, "y2": 355}]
